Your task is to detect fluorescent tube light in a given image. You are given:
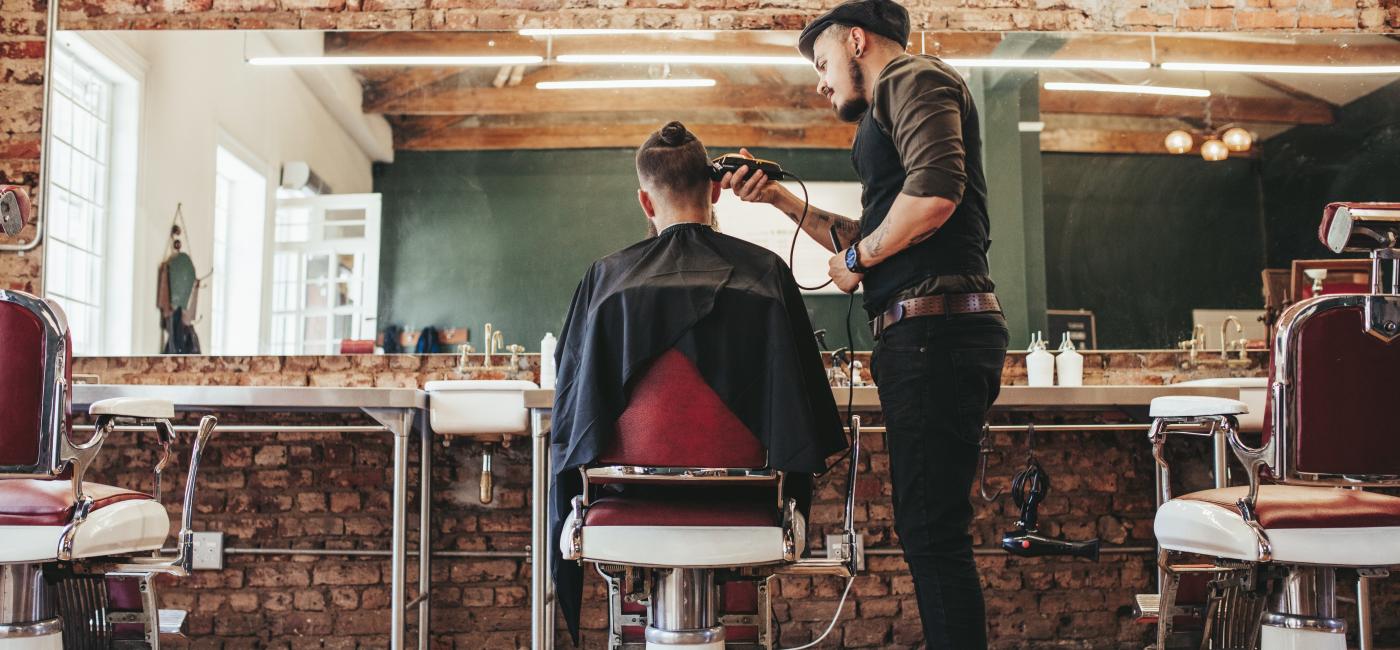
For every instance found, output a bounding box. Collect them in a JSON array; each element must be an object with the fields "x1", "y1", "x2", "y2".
[
  {"x1": 1043, "y1": 81, "x2": 1211, "y2": 97},
  {"x1": 943, "y1": 58, "x2": 1151, "y2": 70},
  {"x1": 536, "y1": 78, "x2": 717, "y2": 89},
  {"x1": 1162, "y1": 62, "x2": 1400, "y2": 75},
  {"x1": 248, "y1": 55, "x2": 544, "y2": 66},
  {"x1": 557, "y1": 54, "x2": 810, "y2": 66}
]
